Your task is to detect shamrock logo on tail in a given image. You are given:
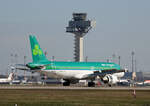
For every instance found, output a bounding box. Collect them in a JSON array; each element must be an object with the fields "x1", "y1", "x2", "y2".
[{"x1": 33, "y1": 45, "x2": 42, "y2": 56}]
